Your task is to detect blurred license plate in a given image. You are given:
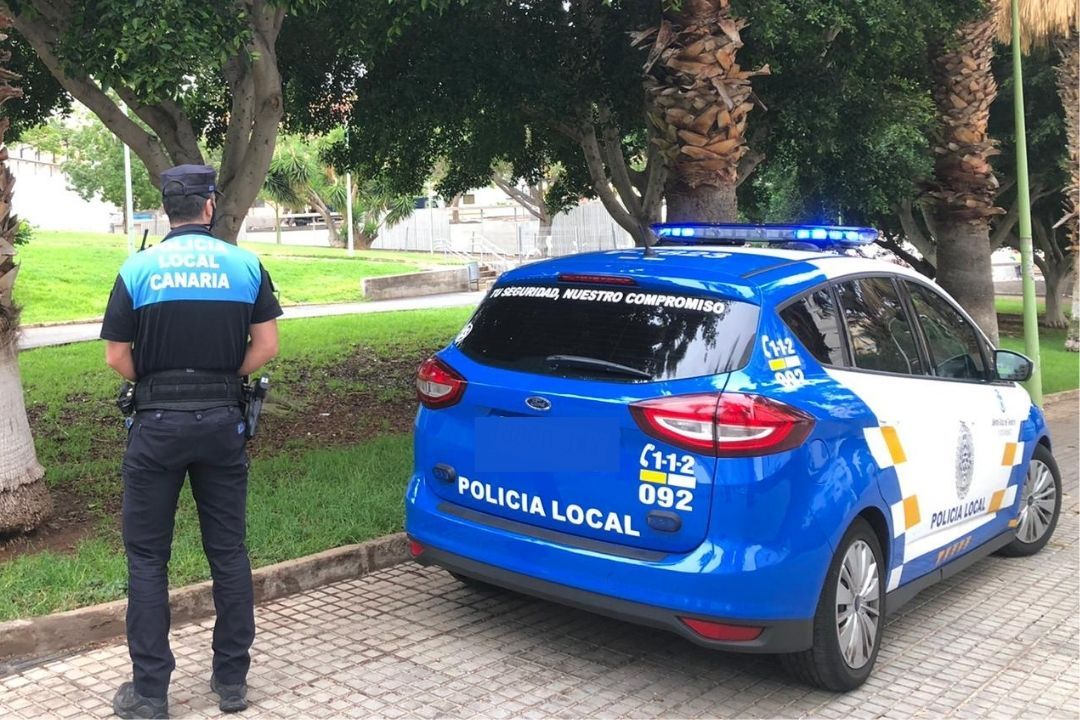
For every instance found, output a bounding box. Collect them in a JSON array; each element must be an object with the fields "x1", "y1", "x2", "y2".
[{"x1": 474, "y1": 417, "x2": 619, "y2": 472}]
